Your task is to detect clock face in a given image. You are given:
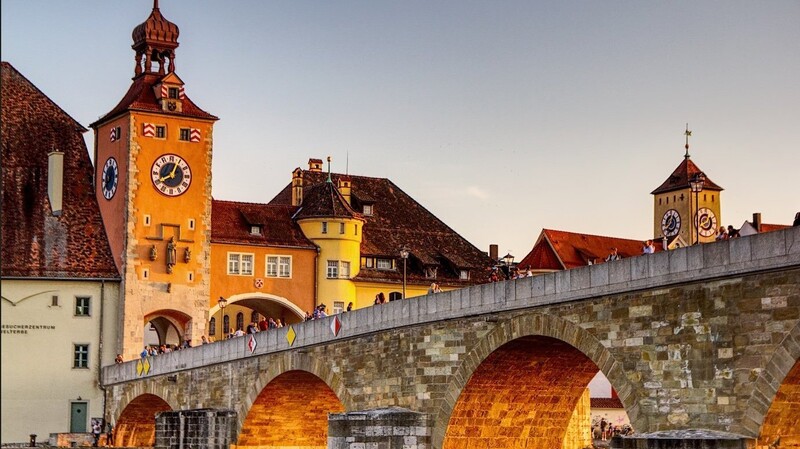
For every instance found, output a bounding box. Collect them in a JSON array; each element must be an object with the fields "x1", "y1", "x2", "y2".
[
  {"x1": 661, "y1": 209, "x2": 681, "y2": 237},
  {"x1": 151, "y1": 153, "x2": 191, "y2": 197},
  {"x1": 101, "y1": 157, "x2": 119, "y2": 200},
  {"x1": 696, "y1": 207, "x2": 718, "y2": 237}
]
